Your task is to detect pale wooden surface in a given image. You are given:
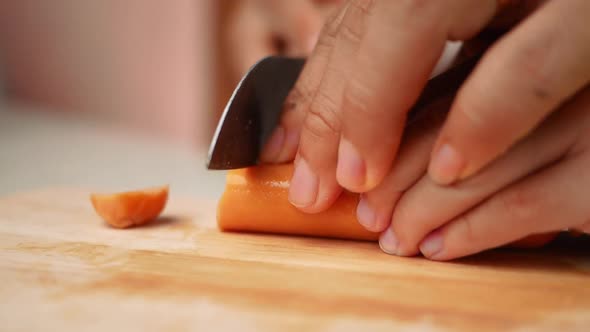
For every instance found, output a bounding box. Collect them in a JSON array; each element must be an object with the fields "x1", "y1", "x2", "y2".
[{"x1": 1, "y1": 188, "x2": 590, "y2": 332}]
